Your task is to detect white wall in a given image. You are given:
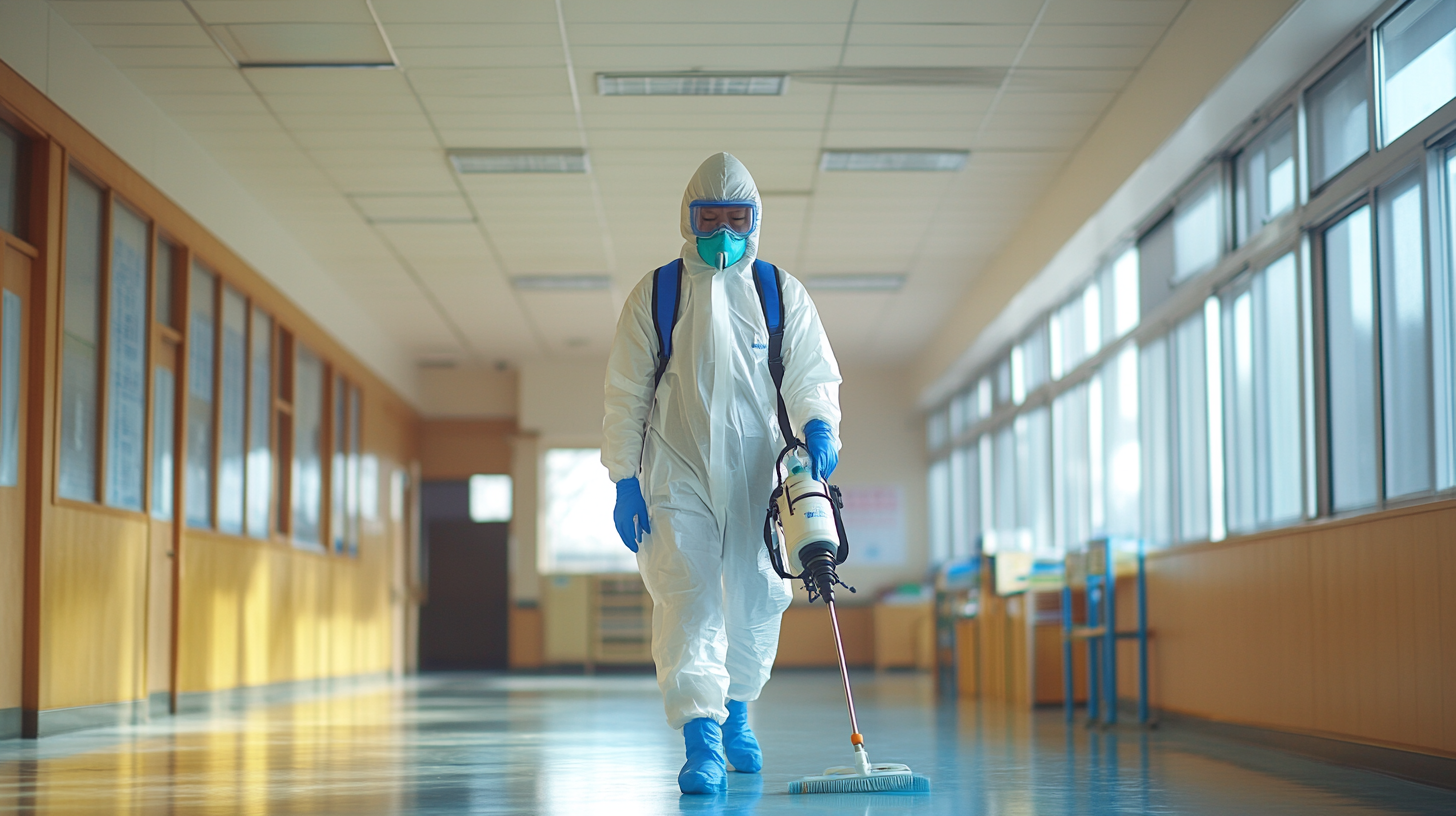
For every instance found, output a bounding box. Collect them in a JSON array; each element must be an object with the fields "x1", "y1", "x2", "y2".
[
  {"x1": 0, "y1": 0, "x2": 415, "y2": 403},
  {"x1": 832, "y1": 365, "x2": 929, "y2": 599},
  {"x1": 519, "y1": 358, "x2": 608, "y2": 446}
]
